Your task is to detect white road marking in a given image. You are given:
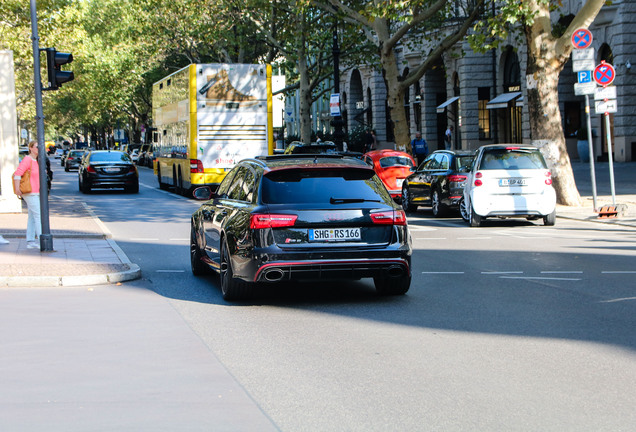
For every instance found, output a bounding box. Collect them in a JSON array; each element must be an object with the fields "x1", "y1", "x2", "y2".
[
  {"x1": 500, "y1": 276, "x2": 582, "y2": 281},
  {"x1": 422, "y1": 271, "x2": 465, "y2": 274},
  {"x1": 541, "y1": 271, "x2": 583, "y2": 274},
  {"x1": 169, "y1": 238, "x2": 189, "y2": 241},
  {"x1": 601, "y1": 271, "x2": 636, "y2": 274},
  {"x1": 481, "y1": 271, "x2": 523, "y2": 274}
]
